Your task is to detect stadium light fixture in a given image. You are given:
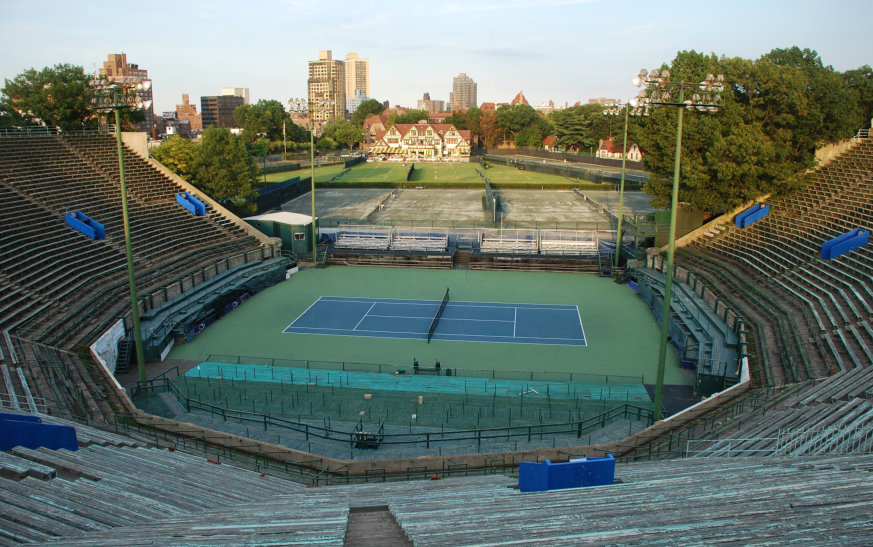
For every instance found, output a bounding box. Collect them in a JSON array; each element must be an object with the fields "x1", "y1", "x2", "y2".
[
  {"x1": 90, "y1": 77, "x2": 154, "y2": 386},
  {"x1": 602, "y1": 101, "x2": 648, "y2": 273},
  {"x1": 632, "y1": 69, "x2": 725, "y2": 422},
  {"x1": 289, "y1": 96, "x2": 335, "y2": 263}
]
